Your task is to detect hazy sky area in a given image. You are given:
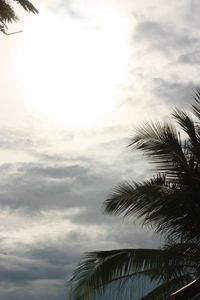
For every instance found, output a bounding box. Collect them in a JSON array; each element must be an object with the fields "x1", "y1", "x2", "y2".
[{"x1": 0, "y1": 0, "x2": 200, "y2": 299}]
